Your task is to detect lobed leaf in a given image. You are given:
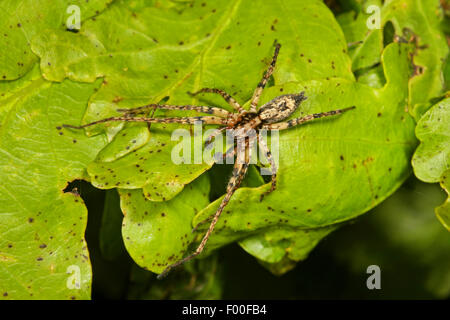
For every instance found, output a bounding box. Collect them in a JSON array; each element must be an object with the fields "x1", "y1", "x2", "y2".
[
  {"x1": 436, "y1": 170, "x2": 450, "y2": 231},
  {"x1": 412, "y1": 97, "x2": 450, "y2": 183},
  {"x1": 0, "y1": 79, "x2": 106, "y2": 299},
  {"x1": 412, "y1": 97, "x2": 450, "y2": 230}
]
